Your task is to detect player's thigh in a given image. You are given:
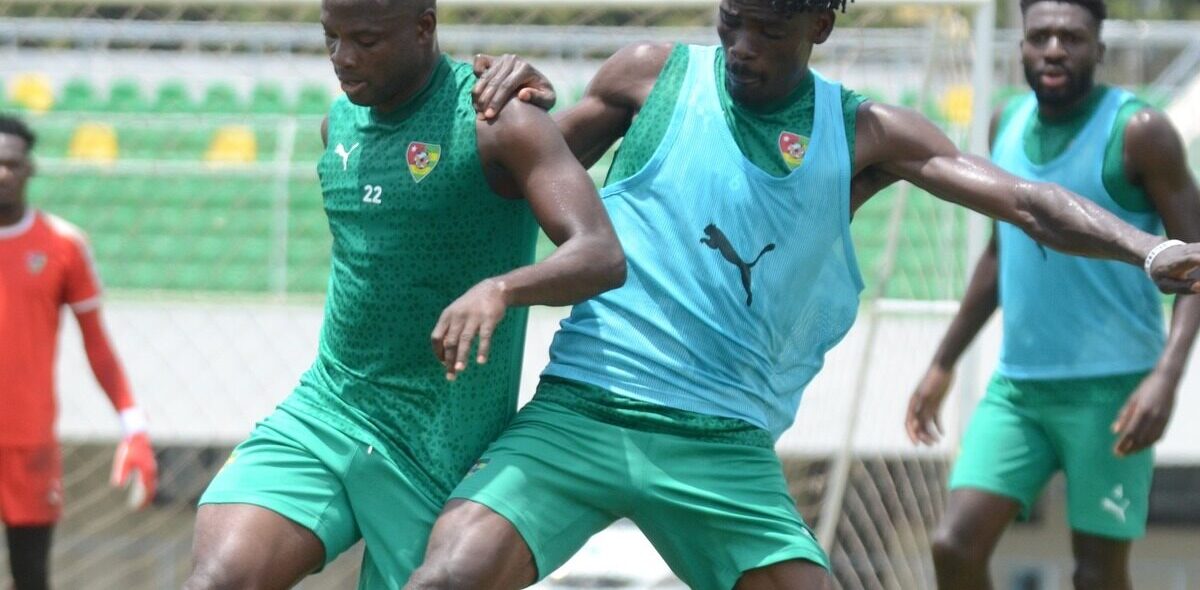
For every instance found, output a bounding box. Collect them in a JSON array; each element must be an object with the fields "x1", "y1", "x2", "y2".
[
  {"x1": 633, "y1": 437, "x2": 827, "y2": 590},
  {"x1": 195, "y1": 408, "x2": 363, "y2": 576},
  {"x1": 346, "y1": 450, "x2": 444, "y2": 589},
  {"x1": 1049, "y1": 375, "x2": 1152, "y2": 540},
  {"x1": 445, "y1": 398, "x2": 626, "y2": 581},
  {"x1": 190, "y1": 503, "x2": 327, "y2": 589},
  {"x1": 0, "y1": 444, "x2": 63, "y2": 527},
  {"x1": 949, "y1": 374, "x2": 1059, "y2": 518}
]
